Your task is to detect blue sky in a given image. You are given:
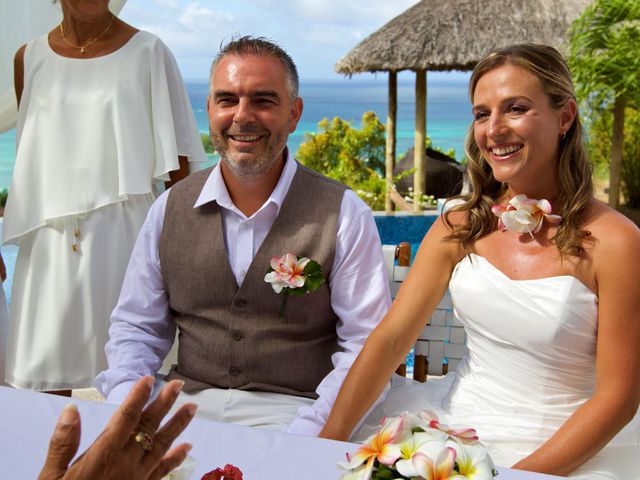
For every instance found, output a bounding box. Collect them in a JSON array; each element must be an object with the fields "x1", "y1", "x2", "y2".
[{"x1": 119, "y1": 0, "x2": 467, "y2": 82}]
